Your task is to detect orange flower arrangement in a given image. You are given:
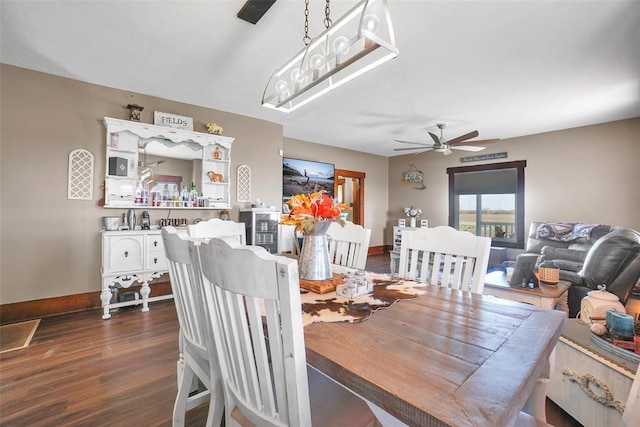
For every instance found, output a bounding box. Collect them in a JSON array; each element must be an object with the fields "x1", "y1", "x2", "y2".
[{"x1": 280, "y1": 190, "x2": 348, "y2": 234}]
